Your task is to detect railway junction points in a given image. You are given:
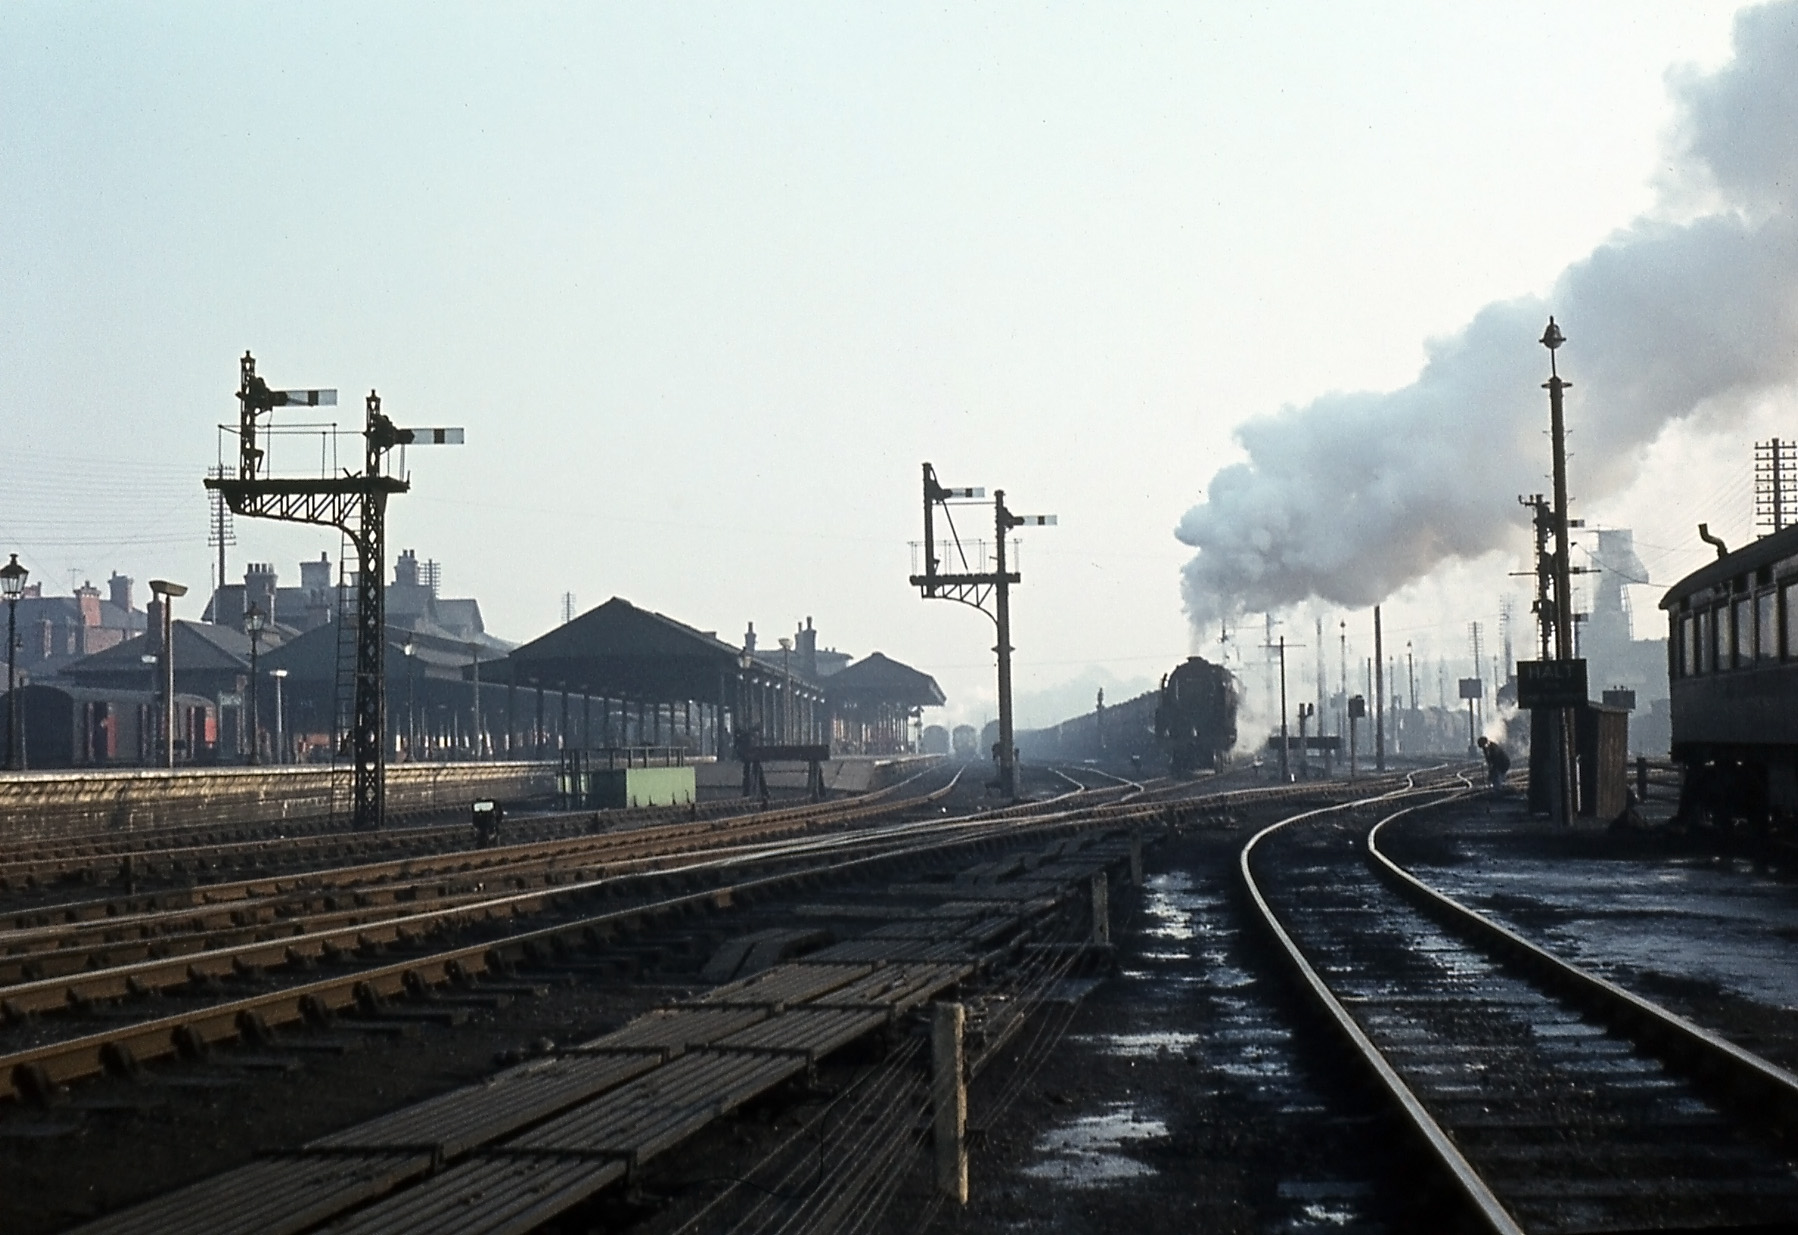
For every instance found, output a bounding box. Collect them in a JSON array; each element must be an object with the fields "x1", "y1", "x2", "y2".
[{"x1": 3, "y1": 757, "x2": 1798, "y2": 1233}]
